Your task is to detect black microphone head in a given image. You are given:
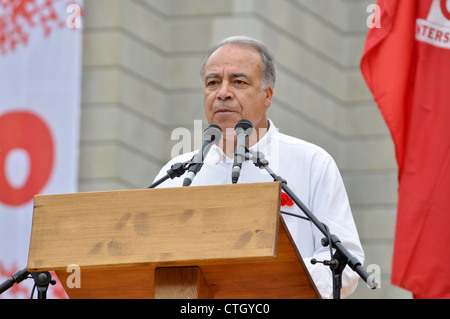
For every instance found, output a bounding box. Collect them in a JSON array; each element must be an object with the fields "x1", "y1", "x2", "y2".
[
  {"x1": 235, "y1": 119, "x2": 253, "y2": 136},
  {"x1": 203, "y1": 124, "x2": 222, "y2": 144}
]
